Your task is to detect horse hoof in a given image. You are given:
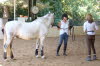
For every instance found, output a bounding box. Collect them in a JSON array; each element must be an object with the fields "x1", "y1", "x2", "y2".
[
  {"x1": 4, "y1": 59, "x2": 9, "y2": 62},
  {"x1": 4, "y1": 59, "x2": 7, "y2": 61},
  {"x1": 36, "y1": 55, "x2": 39, "y2": 58},
  {"x1": 11, "y1": 55, "x2": 14, "y2": 59},
  {"x1": 10, "y1": 58, "x2": 16, "y2": 61},
  {"x1": 41, "y1": 56, "x2": 45, "y2": 59}
]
